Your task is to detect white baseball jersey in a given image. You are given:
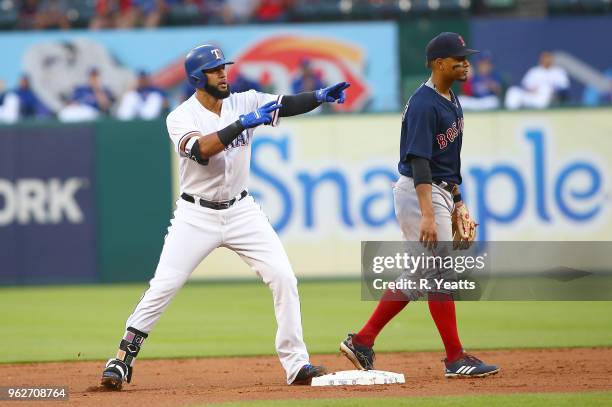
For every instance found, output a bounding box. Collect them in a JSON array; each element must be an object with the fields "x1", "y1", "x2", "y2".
[{"x1": 166, "y1": 90, "x2": 282, "y2": 201}]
